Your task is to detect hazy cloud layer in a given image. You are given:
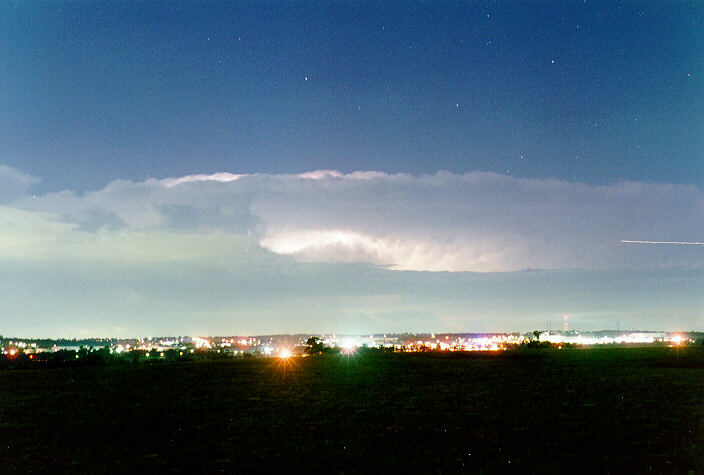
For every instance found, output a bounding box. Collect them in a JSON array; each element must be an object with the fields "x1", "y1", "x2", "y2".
[
  {"x1": 9, "y1": 168, "x2": 704, "y2": 272},
  {"x1": 1, "y1": 164, "x2": 702, "y2": 336}
]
